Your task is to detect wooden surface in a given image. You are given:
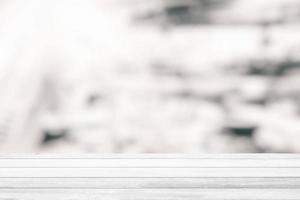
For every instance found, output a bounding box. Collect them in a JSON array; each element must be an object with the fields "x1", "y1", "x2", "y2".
[{"x1": 0, "y1": 154, "x2": 299, "y2": 199}]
